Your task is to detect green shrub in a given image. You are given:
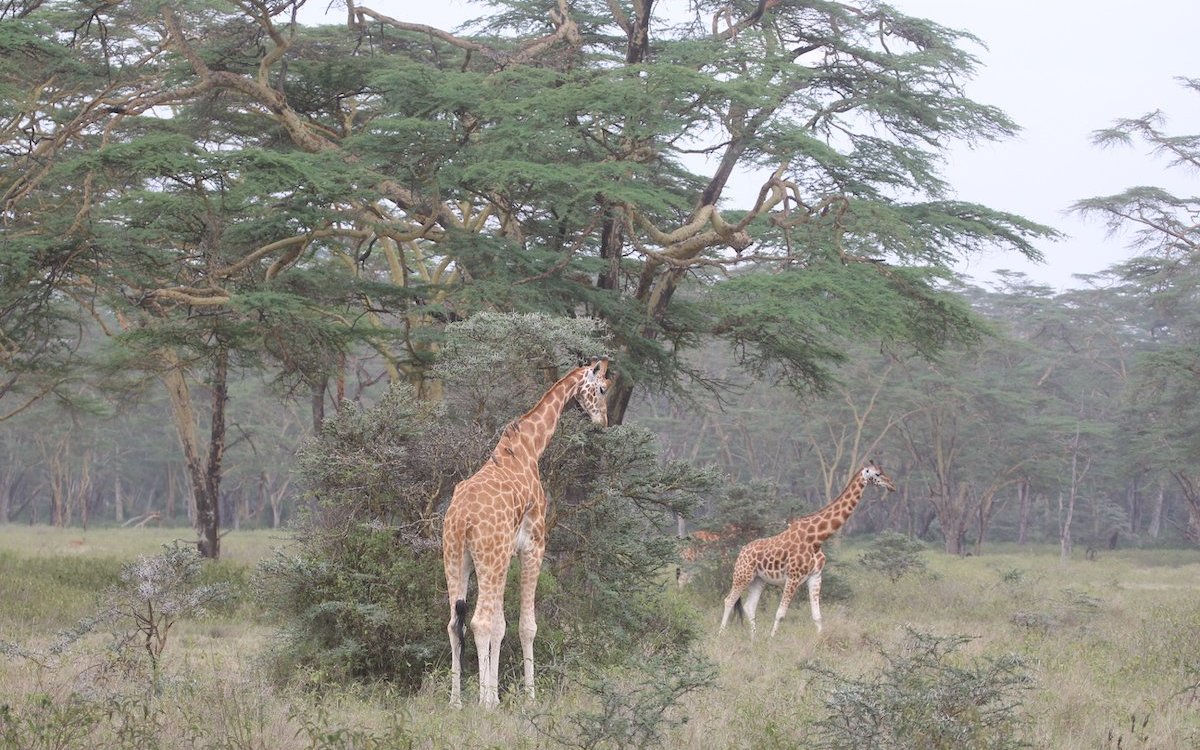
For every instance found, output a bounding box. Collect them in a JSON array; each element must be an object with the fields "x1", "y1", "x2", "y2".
[
  {"x1": 255, "y1": 526, "x2": 444, "y2": 692},
  {"x1": 0, "y1": 692, "x2": 106, "y2": 750},
  {"x1": 804, "y1": 627, "x2": 1033, "y2": 750},
  {"x1": 528, "y1": 649, "x2": 715, "y2": 750},
  {"x1": 857, "y1": 530, "x2": 929, "y2": 583},
  {"x1": 261, "y1": 313, "x2": 722, "y2": 702}
]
